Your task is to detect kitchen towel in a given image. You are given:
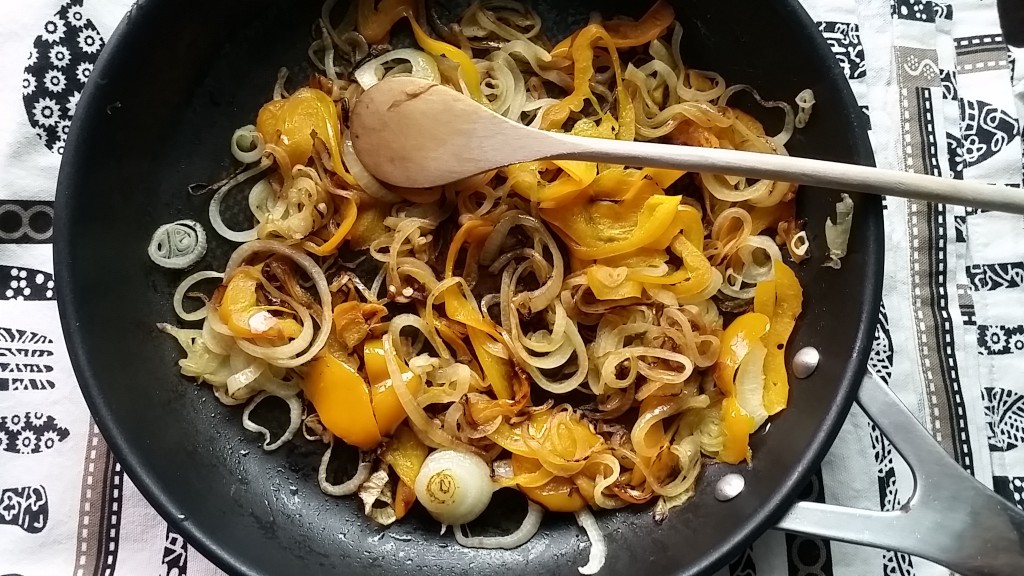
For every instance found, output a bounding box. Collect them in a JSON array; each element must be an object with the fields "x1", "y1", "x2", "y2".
[{"x1": 0, "y1": 1, "x2": 1021, "y2": 575}]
